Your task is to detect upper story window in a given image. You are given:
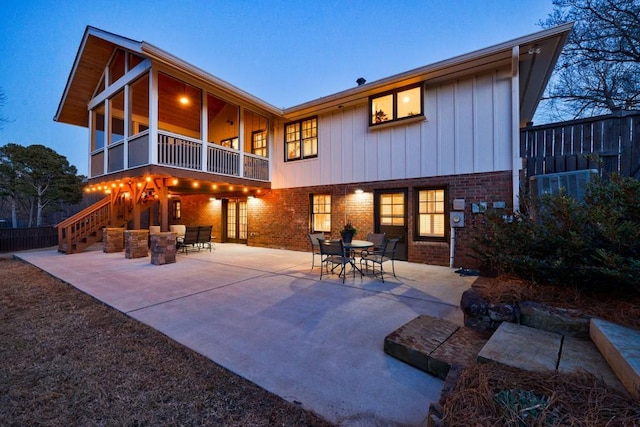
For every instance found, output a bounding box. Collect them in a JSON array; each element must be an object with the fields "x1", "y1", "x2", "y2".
[
  {"x1": 252, "y1": 131, "x2": 267, "y2": 157},
  {"x1": 285, "y1": 117, "x2": 317, "y2": 161},
  {"x1": 416, "y1": 188, "x2": 446, "y2": 240},
  {"x1": 369, "y1": 84, "x2": 423, "y2": 126}
]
